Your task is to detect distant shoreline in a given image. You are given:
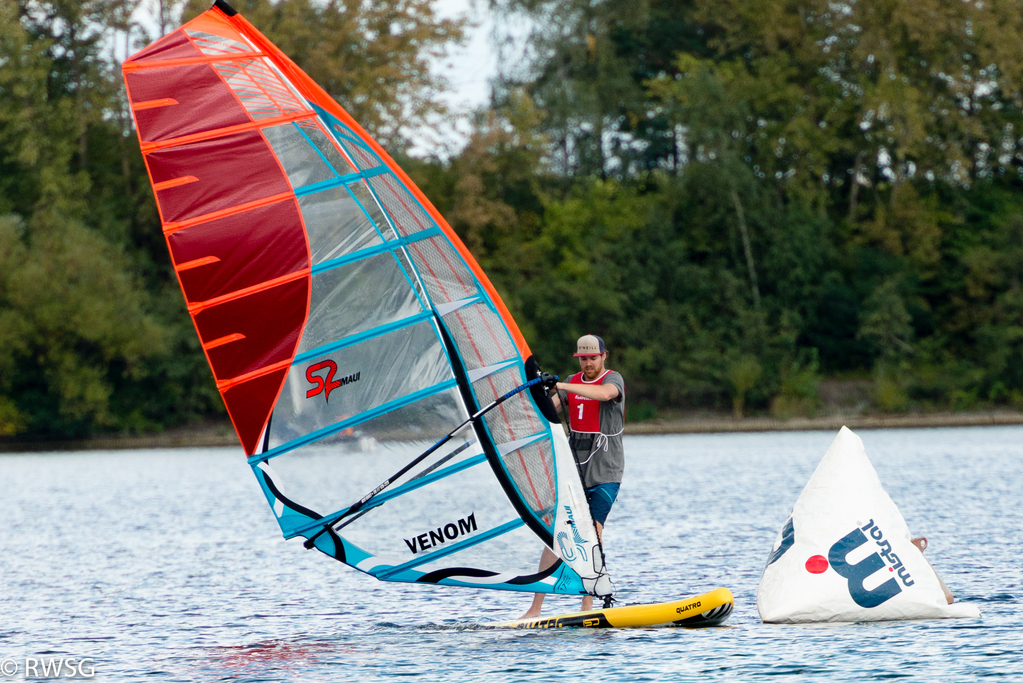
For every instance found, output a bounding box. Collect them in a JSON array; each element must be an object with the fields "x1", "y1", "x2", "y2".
[
  {"x1": 2, "y1": 410, "x2": 1021, "y2": 452},
  {"x1": 624, "y1": 410, "x2": 1023, "y2": 435}
]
